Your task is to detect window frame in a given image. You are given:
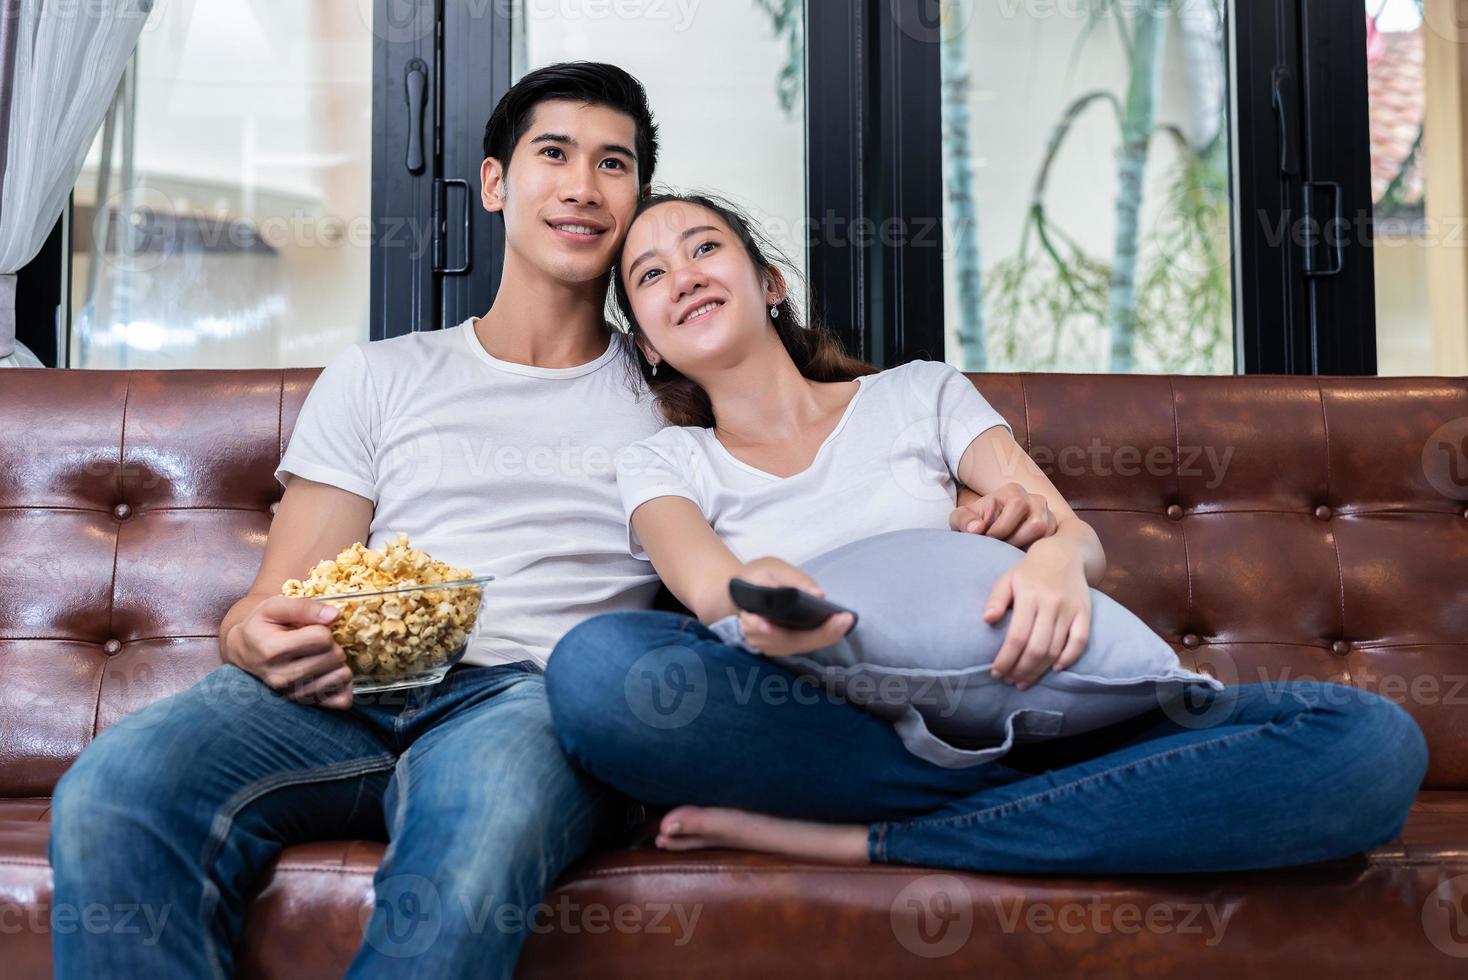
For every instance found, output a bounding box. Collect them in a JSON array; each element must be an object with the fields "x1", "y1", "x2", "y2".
[{"x1": 19, "y1": 0, "x2": 1383, "y2": 375}]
